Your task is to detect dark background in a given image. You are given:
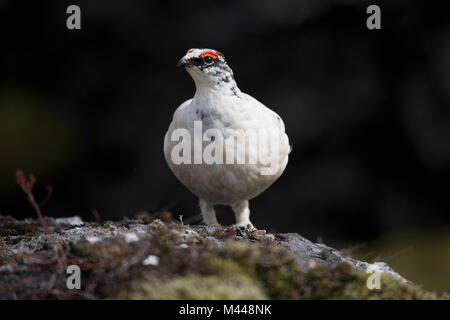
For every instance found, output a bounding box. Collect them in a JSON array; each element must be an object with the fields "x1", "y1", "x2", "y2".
[{"x1": 1, "y1": 0, "x2": 449, "y2": 245}]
